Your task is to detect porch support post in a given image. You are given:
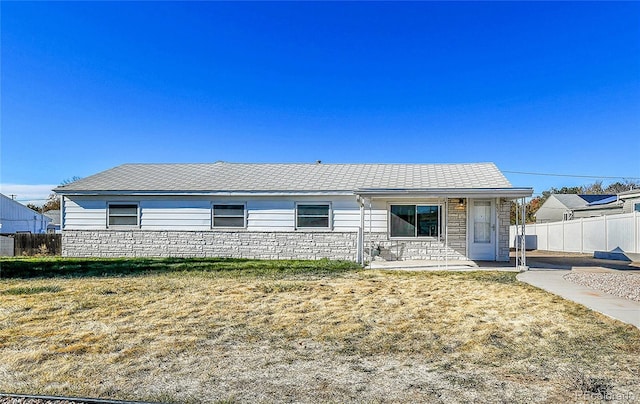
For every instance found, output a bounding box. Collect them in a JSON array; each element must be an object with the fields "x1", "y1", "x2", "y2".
[
  {"x1": 369, "y1": 198, "x2": 373, "y2": 268},
  {"x1": 445, "y1": 197, "x2": 449, "y2": 270},
  {"x1": 514, "y1": 198, "x2": 519, "y2": 269},
  {"x1": 520, "y1": 197, "x2": 528, "y2": 270},
  {"x1": 357, "y1": 196, "x2": 365, "y2": 266}
]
